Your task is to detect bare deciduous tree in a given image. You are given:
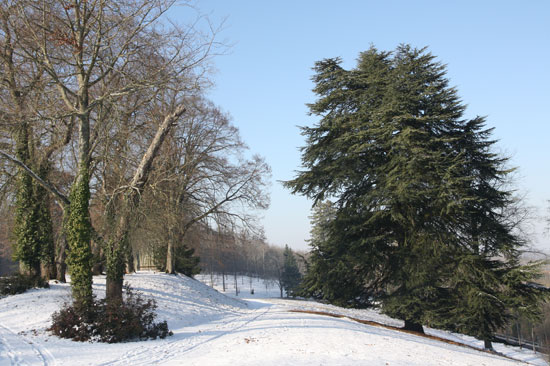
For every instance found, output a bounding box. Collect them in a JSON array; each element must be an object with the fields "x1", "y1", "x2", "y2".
[
  {"x1": 1, "y1": 0, "x2": 223, "y2": 304},
  {"x1": 139, "y1": 99, "x2": 270, "y2": 274}
]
